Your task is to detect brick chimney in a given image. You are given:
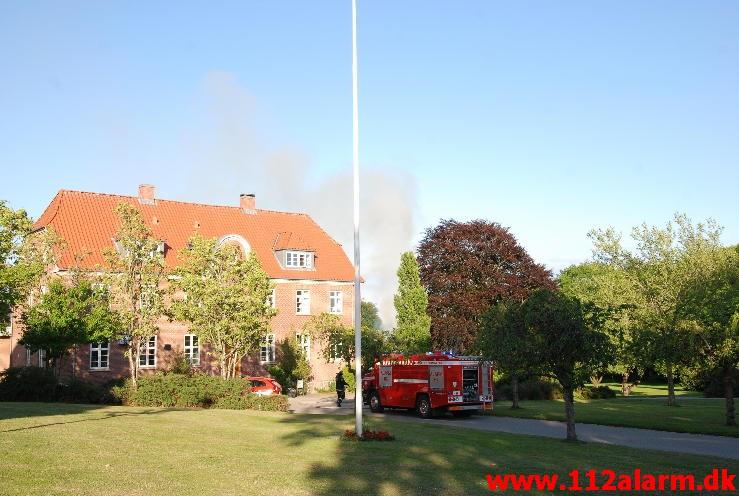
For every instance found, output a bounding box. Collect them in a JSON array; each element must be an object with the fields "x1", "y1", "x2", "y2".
[
  {"x1": 138, "y1": 184, "x2": 156, "y2": 205},
  {"x1": 240, "y1": 193, "x2": 256, "y2": 214}
]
